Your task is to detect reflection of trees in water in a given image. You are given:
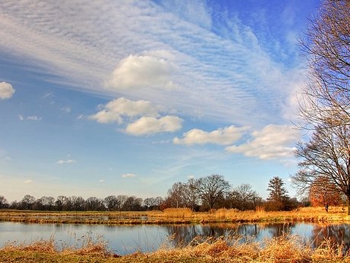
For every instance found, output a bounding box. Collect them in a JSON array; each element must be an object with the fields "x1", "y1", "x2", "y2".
[
  {"x1": 164, "y1": 223, "x2": 350, "y2": 253},
  {"x1": 311, "y1": 224, "x2": 350, "y2": 255},
  {"x1": 165, "y1": 224, "x2": 261, "y2": 248},
  {"x1": 265, "y1": 223, "x2": 296, "y2": 238}
]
